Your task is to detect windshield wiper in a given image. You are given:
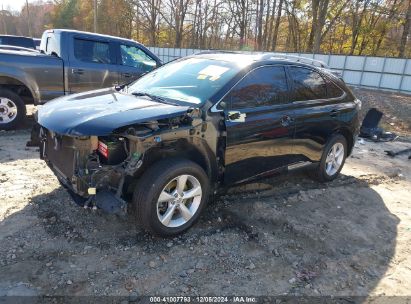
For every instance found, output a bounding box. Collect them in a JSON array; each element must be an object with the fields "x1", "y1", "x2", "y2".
[{"x1": 131, "y1": 91, "x2": 179, "y2": 106}]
